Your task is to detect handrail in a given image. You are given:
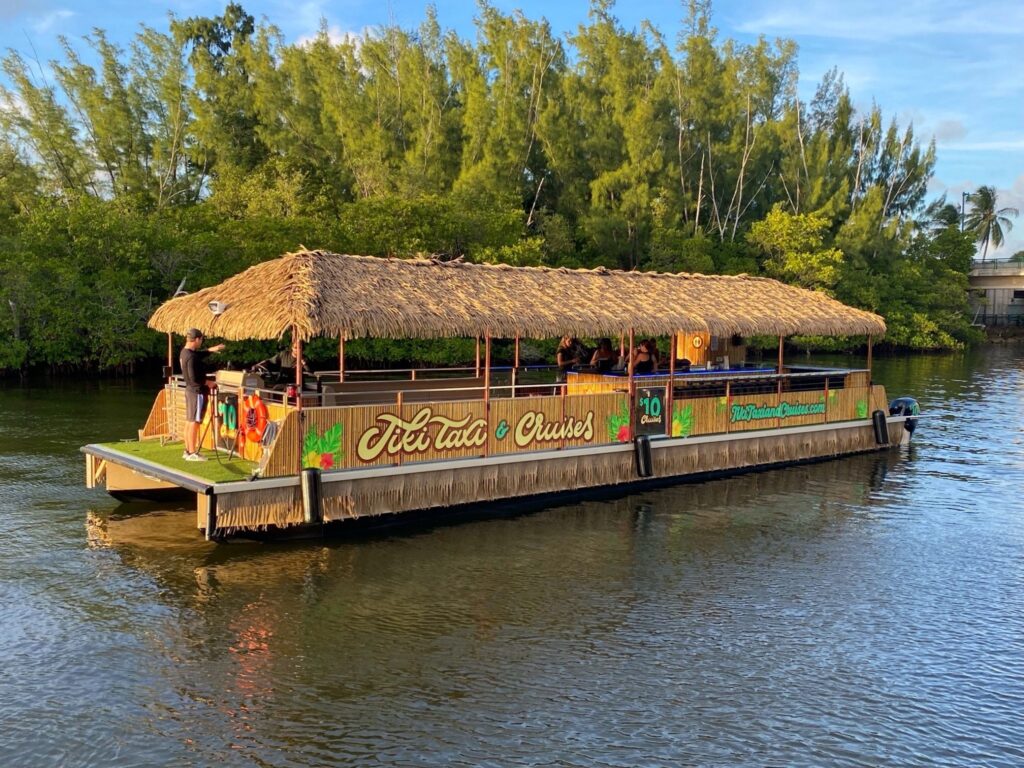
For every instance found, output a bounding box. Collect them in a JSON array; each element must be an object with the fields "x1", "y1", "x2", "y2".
[
  {"x1": 972, "y1": 256, "x2": 1024, "y2": 268},
  {"x1": 166, "y1": 365, "x2": 866, "y2": 412},
  {"x1": 312, "y1": 364, "x2": 558, "y2": 380}
]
